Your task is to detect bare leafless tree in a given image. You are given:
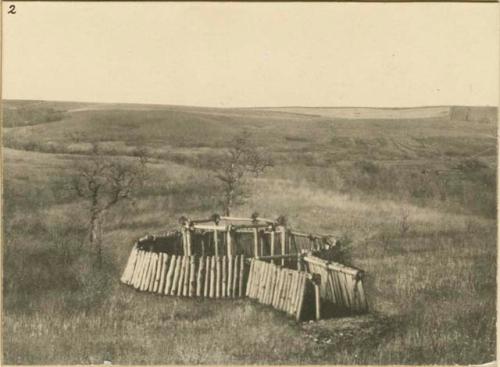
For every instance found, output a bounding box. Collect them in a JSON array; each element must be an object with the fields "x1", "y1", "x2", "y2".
[
  {"x1": 70, "y1": 143, "x2": 148, "y2": 264},
  {"x1": 214, "y1": 133, "x2": 273, "y2": 216}
]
